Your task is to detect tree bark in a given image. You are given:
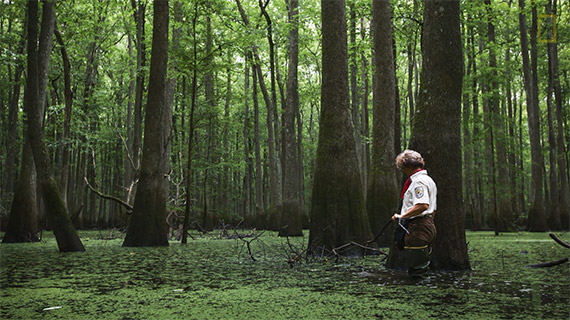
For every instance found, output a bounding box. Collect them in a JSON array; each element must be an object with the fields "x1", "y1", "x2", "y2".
[
  {"x1": 2, "y1": 17, "x2": 36, "y2": 243},
  {"x1": 360, "y1": 18, "x2": 370, "y2": 194},
  {"x1": 462, "y1": 19, "x2": 473, "y2": 229},
  {"x1": 486, "y1": 0, "x2": 513, "y2": 232},
  {"x1": 54, "y1": 26, "x2": 73, "y2": 208},
  {"x1": 242, "y1": 57, "x2": 253, "y2": 226},
  {"x1": 3, "y1": 21, "x2": 25, "y2": 196},
  {"x1": 403, "y1": 0, "x2": 469, "y2": 270},
  {"x1": 280, "y1": 0, "x2": 303, "y2": 237},
  {"x1": 471, "y1": 35, "x2": 484, "y2": 230},
  {"x1": 544, "y1": 2, "x2": 561, "y2": 229},
  {"x1": 3, "y1": 142, "x2": 39, "y2": 243},
  {"x1": 366, "y1": 0, "x2": 399, "y2": 247},
  {"x1": 253, "y1": 60, "x2": 265, "y2": 223},
  {"x1": 349, "y1": 5, "x2": 362, "y2": 181},
  {"x1": 258, "y1": 0, "x2": 281, "y2": 215},
  {"x1": 549, "y1": 0, "x2": 570, "y2": 229},
  {"x1": 131, "y1": 0, "x2": 146, "y2": 197},
  {"x1": 203, "y1": 14, "x2": 215, "y2": 230},
  {"x1": 519, "y1": 0, "x2": 547, "y2": 231},
  {"x1": 23, "y1": 0, "x2": 84, "y2": 251},
  {"x1": 123, "y1": 0, "x2": 170, "y2": 247},
  {"x1": 309, "y1": 0, "x2": 373, "y2": 255},
  {"x1": 182, "y1": 9, "x2": 199, "y2": 243}
]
